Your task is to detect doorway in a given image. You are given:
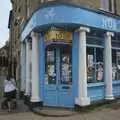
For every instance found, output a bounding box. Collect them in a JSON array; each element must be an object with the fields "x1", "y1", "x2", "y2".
[{"x1": 44, "y1": 44, "x2": 74, "y2": 107}]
